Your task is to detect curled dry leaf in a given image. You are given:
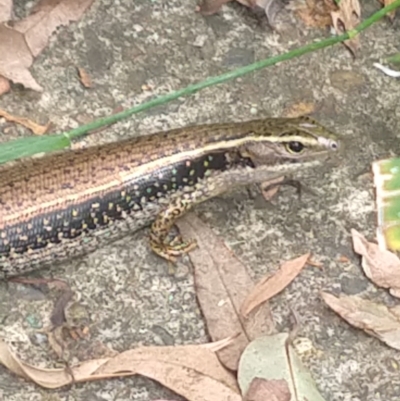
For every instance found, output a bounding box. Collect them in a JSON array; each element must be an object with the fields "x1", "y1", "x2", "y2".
[
  {"x1": 177, "y1": 213, "x2": 275, "y2": 371},
  {"x1": 330, "y1": 0, "x2": 361, "y2": 55},
  {"x1": 240, "y1": 253, "x2": 310, "y2": 317},
  {"x1": 0, "y1": 109, "x2": 51, "y2": 135},
  {"x1": 351, "y1": 229, "x2": 400, "y2": 298},
  {"x1": 0, "y1": 340, "x2": 241, "y2": 400},
  {"x1": 321, "y1": 291, "x2": 400, "y2": 351}
]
